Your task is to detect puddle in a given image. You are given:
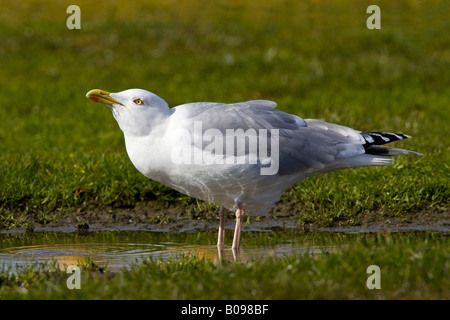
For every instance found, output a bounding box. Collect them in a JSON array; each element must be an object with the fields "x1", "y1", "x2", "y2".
[
  {"x1": 0, "y1": 242, "x2": 166, "y2": 271},
  {"x1": 0, "y1": 230, "x2": 348, "y2": 272},
  {"x1": 0, "y1": 230, "x2": 445, "y2": 272}
]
